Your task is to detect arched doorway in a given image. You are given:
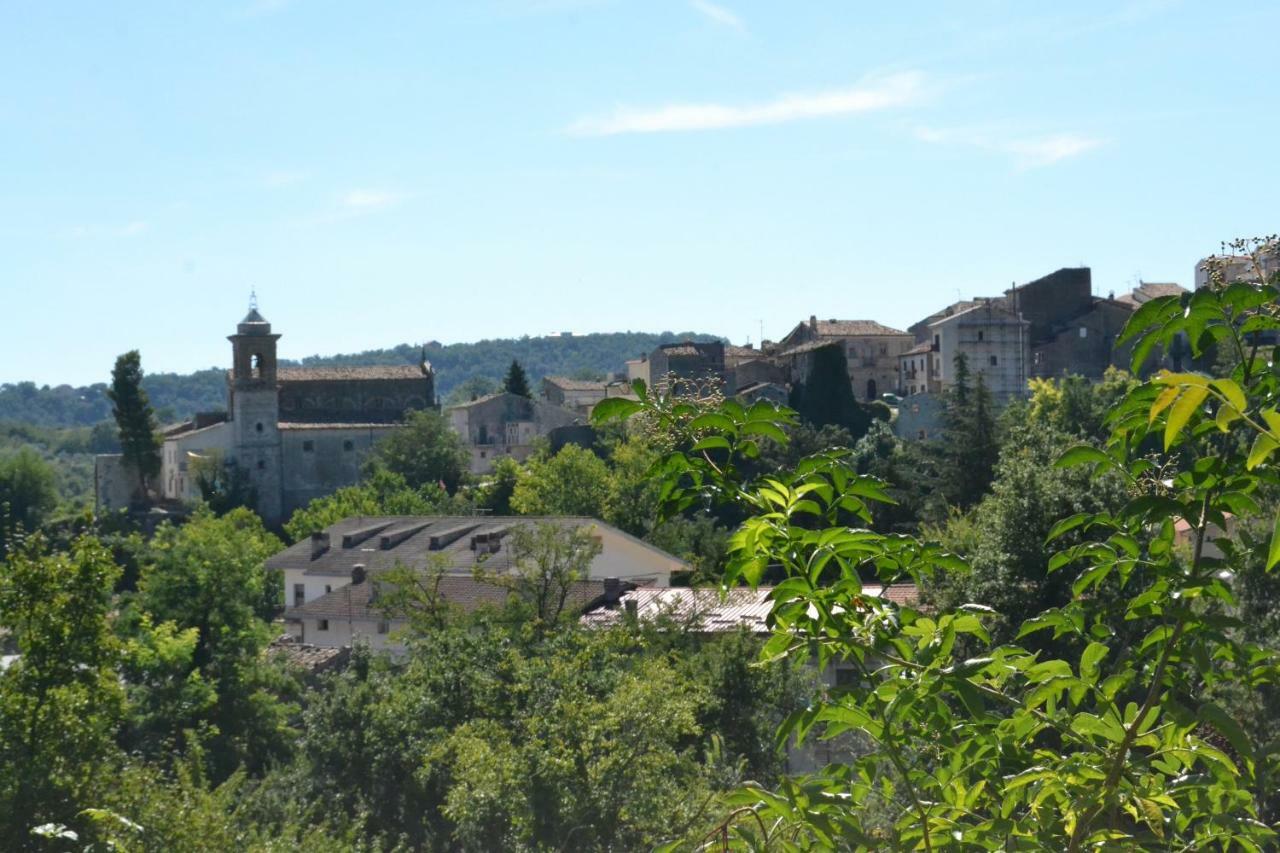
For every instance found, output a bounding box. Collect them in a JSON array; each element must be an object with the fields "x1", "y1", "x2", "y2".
[{"x1": 866, "y1": 379, "x2": 877, "y2": 400}]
